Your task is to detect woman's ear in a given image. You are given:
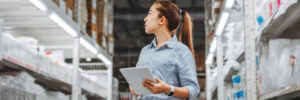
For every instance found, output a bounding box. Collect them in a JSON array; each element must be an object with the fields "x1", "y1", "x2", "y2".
[{"x1": 159, "y1": 16, "x2": 167, "y2": 25}]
